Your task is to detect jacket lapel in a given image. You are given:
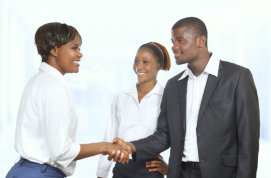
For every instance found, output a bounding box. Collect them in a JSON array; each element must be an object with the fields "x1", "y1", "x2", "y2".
[
  {"x1": 177, "y1": 76, "x2": 188, "y2": 132},
  {"x1": 197, "y1": 73, "x2": 220, "y2": 125}
]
